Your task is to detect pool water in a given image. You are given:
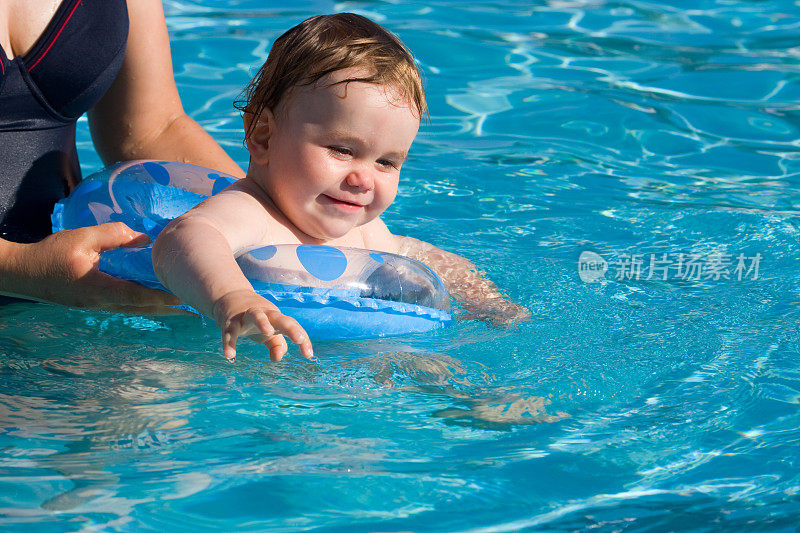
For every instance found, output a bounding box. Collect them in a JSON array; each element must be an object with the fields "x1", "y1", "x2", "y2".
[{"x1": 3, "y1": 0, "x2": 800, "y2": 530}]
